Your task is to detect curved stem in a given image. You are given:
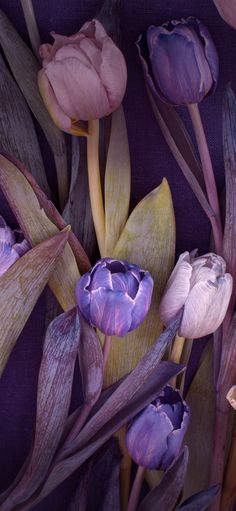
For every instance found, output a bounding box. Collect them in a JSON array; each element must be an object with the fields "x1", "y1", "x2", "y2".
[
  {"x1": 187, "y1": 103, "x2": 223, "y2": 254},
  {"x1": 103, "y1": 334, "x2": 112, "y2": 372},
  {"x1": 87, "y1": 119, "x2": 105, "y2": 256},
  {"x1": 56, "y1": 402, "x2": 92, "y2": 461},
  {"x1": 127, "y1": 465, "x2": 145, "y2": 511},
  {"x1": 170, "y1": 335, "x2": 185, "y2": 388}
]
